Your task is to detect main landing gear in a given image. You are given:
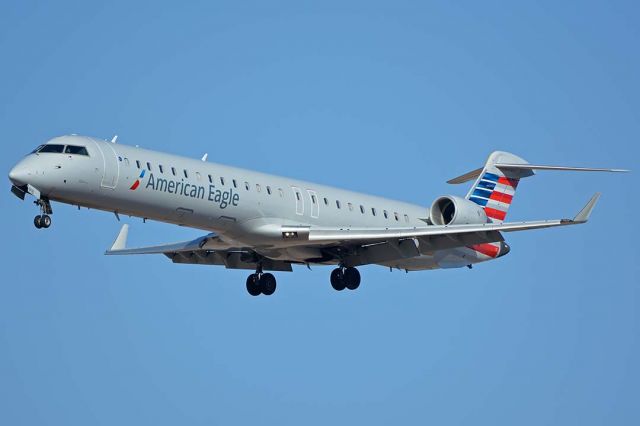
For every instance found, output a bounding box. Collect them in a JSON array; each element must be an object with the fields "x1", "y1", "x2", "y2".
[
  {"x1": 246, "y1": 267, "x2": 277, "y2": 297},
  {"x1": 330, "y1": 266, "x2": 361, "y2": 291},
  {"x1": 33, "y1": 198, "x2": 53, "y2": 229}
]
